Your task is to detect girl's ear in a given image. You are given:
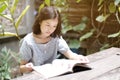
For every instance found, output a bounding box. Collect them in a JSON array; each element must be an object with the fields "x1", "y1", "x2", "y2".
[
  {"x1": 39, "y1": 22, "x2": 41, "y2": 25},
  {"x1": 39, "y1": 22, "x2": 41, "y2": 26}
]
